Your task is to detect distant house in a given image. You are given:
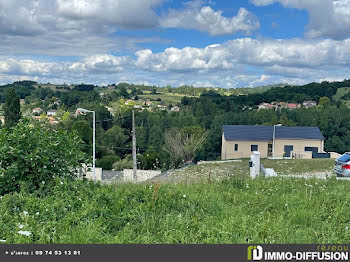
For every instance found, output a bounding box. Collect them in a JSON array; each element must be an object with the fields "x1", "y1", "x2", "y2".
[
  {"x1": 221, "y1": 125, "x2": 324, "y2": 160},
  {"x1": 32, "y1": 107, "x2": 43, "y2": 114},
  {"x1": 47, "y1": 110, "x2": 57, "y2": 116},
  {"x1": 157, "y1": 105, "x2": 167, "y2": 110},
  {"x1": 47, "y1": 116, "x2": 59, "y2": 125},
  {"x1": 33, "y1": 115, "x2": 58, "y2": 125},
  {"x1": 287, "y1": 103, "x2": 301, "y2": 110},
  {"x1": 303, "y1": 100, "x2": 317, "y2": 108},
  {"x1": 170, "y1": 106, "x2": 180, "y2": 112},
  {"x1": 75, "y1": 109, "x2": 84, "y2": 116},
  {"x1": 258, "y1": 103, "x2": 275, "y2": 110}
]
